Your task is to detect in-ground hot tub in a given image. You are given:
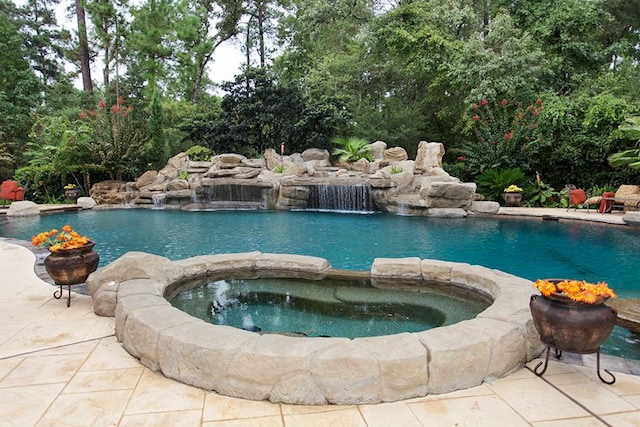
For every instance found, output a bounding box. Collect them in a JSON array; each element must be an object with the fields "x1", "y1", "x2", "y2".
[{"x1": 87, "y1": 252, "x2": 542, "y2": 405}]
